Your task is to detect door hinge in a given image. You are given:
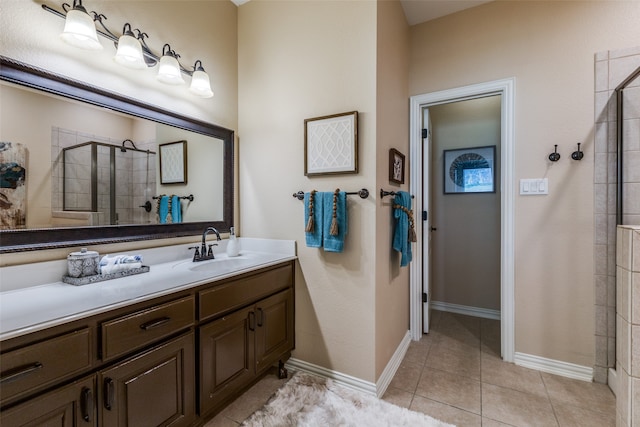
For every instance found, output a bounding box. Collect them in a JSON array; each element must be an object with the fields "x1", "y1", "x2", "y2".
[
  {"x1": 422, "y1": 128, "x2": 428, "y2": 139},
  {"x1": 422, "y1": 293, "x2": 428, "y2": 303},
  {"x1": 422, "y1": 211, "x2": 427, "y2": 221}
]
